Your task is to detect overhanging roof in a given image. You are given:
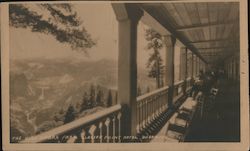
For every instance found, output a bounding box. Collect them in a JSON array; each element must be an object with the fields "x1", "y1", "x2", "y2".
[{"x1": 139, "y1": 2, "x2": 240, "y2": 64}]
